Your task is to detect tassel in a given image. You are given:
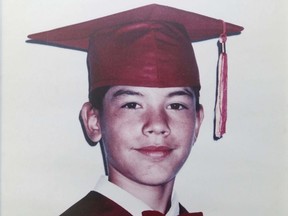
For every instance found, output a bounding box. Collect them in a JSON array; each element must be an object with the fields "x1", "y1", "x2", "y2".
[{"x1": 214, "y1": 21, "x2": 228, "y2": 140}]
